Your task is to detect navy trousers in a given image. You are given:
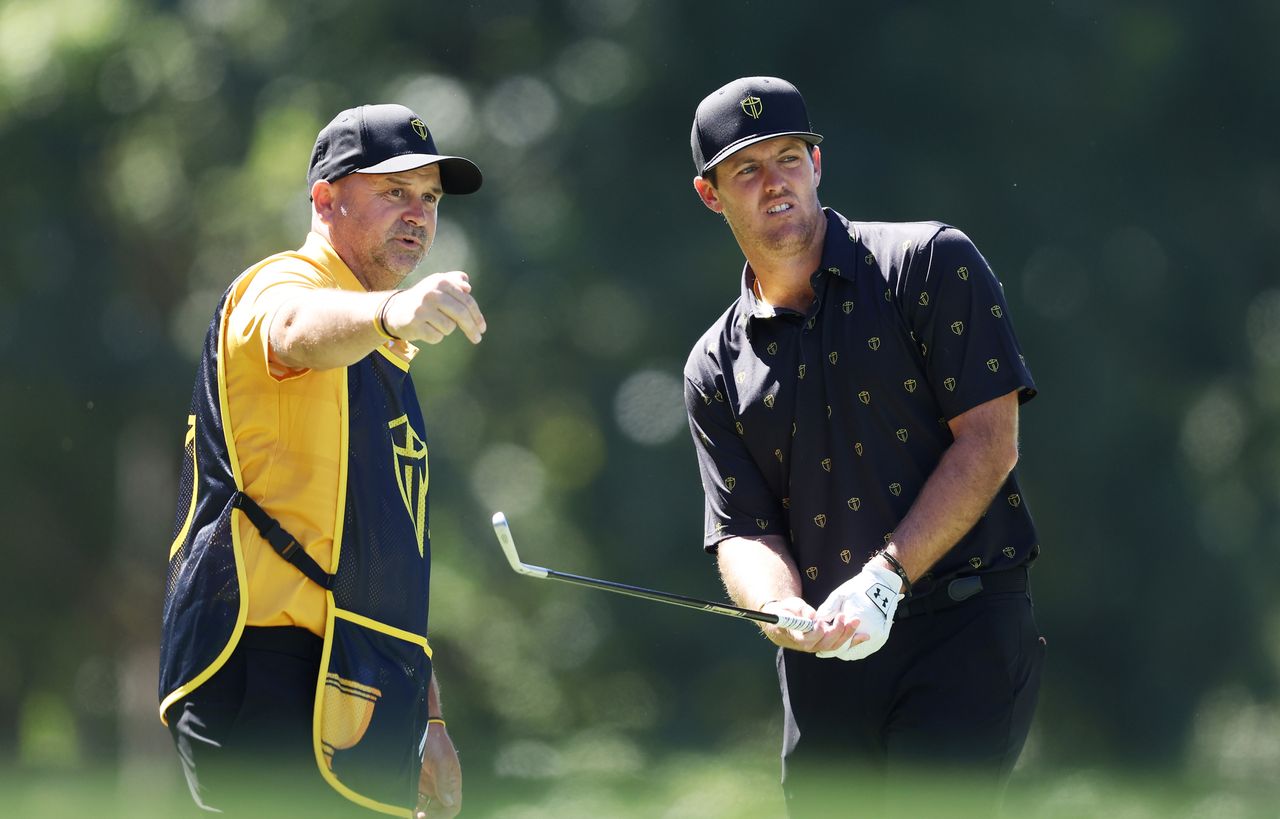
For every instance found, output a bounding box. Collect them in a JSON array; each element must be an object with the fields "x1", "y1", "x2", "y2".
[
  {"x1": 779, "y1": 589, "x2": 1046, "y2": 817},
  {"x1": 166, "y1": 626, "x2": 366, "y2": 816}
]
